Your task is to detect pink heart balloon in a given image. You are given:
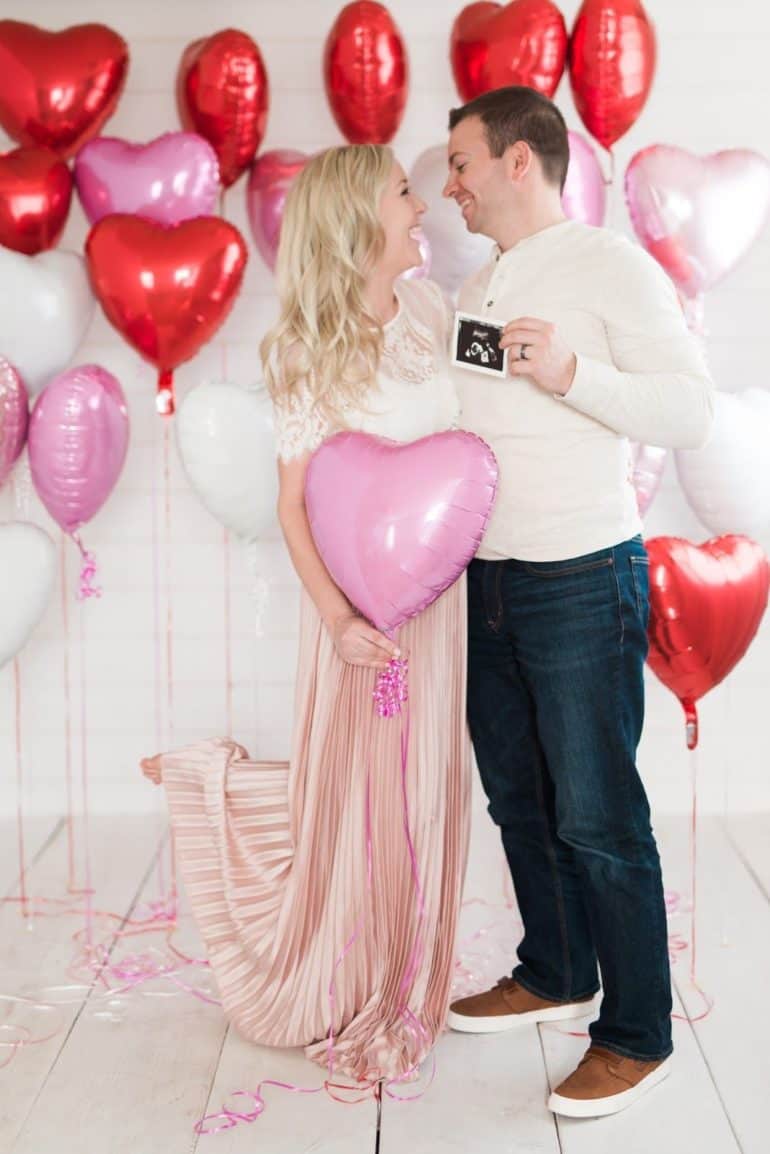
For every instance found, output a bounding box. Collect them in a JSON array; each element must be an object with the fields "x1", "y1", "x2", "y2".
[
  {"x1": 74, "y1": 132, "x2": 221, "y2": 226},
  {"x1": 246, "y1": 148, "x2": 309, "y2": 269},
  {"x1": 562, "y1": 130, "x2": 606, "y2": 227},
  {"x1": 28, "y1": 364, "x2": 129, "y2": 533},
  {"x1": 305, "y1": 430, "x2": 498, "y2": 634},
  {"x1": 0, "y1": 357, "x2": 29, "y2": 488},
  {"x1": 630, "y1": 441, "x2": 666, "y2": 518},
  {"x1": 625, "y1": 145, "x2": 770, "y2": 298}
]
